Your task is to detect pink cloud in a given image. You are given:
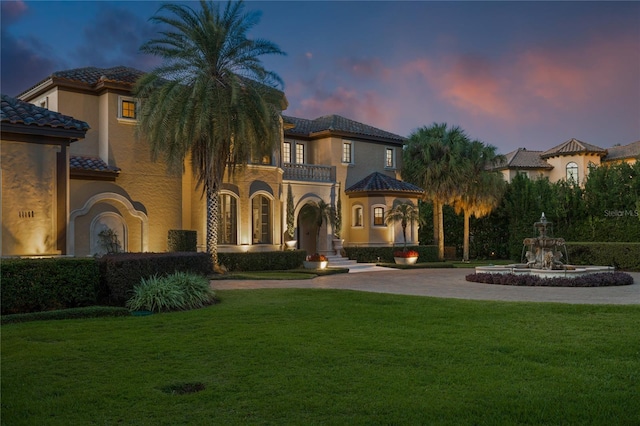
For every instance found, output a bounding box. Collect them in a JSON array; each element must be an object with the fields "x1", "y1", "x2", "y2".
[
  {"x1": 1, "y1": 0, "x2": 28, "y2": 23},
  {"x1": 290, "y1": 87, "x2": 396, "y2": 131}
]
